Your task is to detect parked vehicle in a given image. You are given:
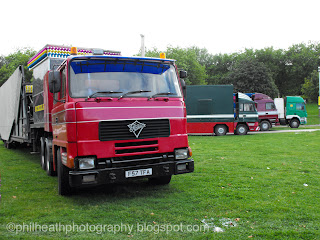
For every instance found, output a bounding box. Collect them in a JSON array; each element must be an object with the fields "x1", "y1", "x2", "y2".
[
  {"x1": 0, "y1": 44, "x2": 194, "y2": 195},
  {"x1": 274, "y1": 96, "x2": 307, "y2": 128},
  {"x1": 186, "y1": 85, "x2": 259, "y2": 136},
  {"x1": 244, "y1": 93, "x2": 279, "y2": 131}
]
